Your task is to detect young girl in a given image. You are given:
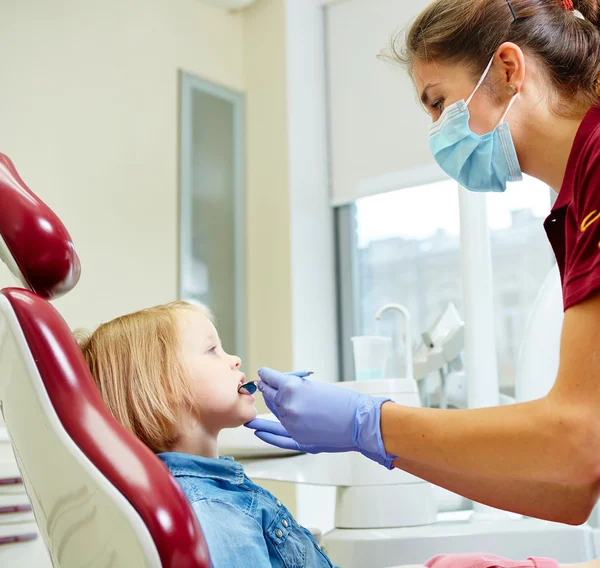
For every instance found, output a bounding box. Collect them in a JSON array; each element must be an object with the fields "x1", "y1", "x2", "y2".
[{"x1": 75, "y1": 300, "x2": 335, "y2": 568}]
